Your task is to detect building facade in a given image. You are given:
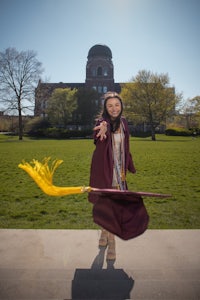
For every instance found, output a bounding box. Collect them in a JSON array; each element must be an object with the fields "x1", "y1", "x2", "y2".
[{"x1": 34, "y1": 44, "x2": 121, "y2": 117}]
